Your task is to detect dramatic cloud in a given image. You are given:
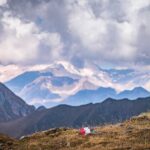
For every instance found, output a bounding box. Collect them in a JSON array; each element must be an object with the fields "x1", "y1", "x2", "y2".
[
  {"x1": 0, "y1": 11, "x2": 63, "y2": 65},
  {"x1": 0, "y1": 0, "x2": 7, "y2": 6},
  {"x1": 0, "y1": 0, "x2": 149, "y2": 68},
  {"x1": 67, "y1": 0, "x2": 150, "y2": 66}
]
